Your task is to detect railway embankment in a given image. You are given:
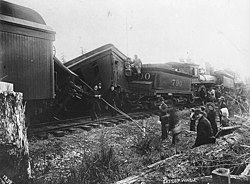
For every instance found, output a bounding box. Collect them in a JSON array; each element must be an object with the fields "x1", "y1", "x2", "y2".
[{"x1": 28, "y1": 109, "x2": 250, "y2": 184}]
